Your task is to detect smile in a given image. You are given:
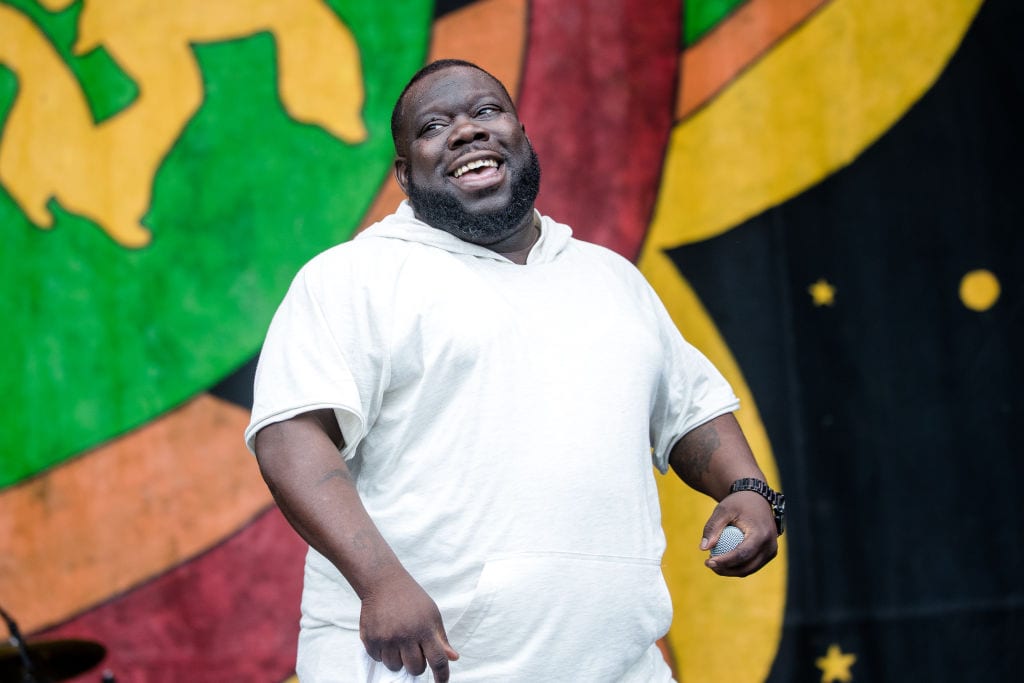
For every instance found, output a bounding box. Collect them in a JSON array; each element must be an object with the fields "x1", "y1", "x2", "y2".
[{"x1": 452, "y1": 158, "x2": 500, "y2": 179}]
